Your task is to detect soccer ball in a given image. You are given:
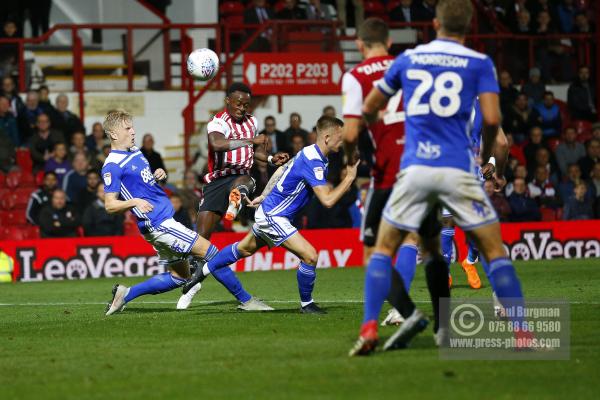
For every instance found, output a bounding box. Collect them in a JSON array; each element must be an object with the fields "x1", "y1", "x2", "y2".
[{"x1": 187, "y1": 48, "x2": 219, "y2": 81}]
